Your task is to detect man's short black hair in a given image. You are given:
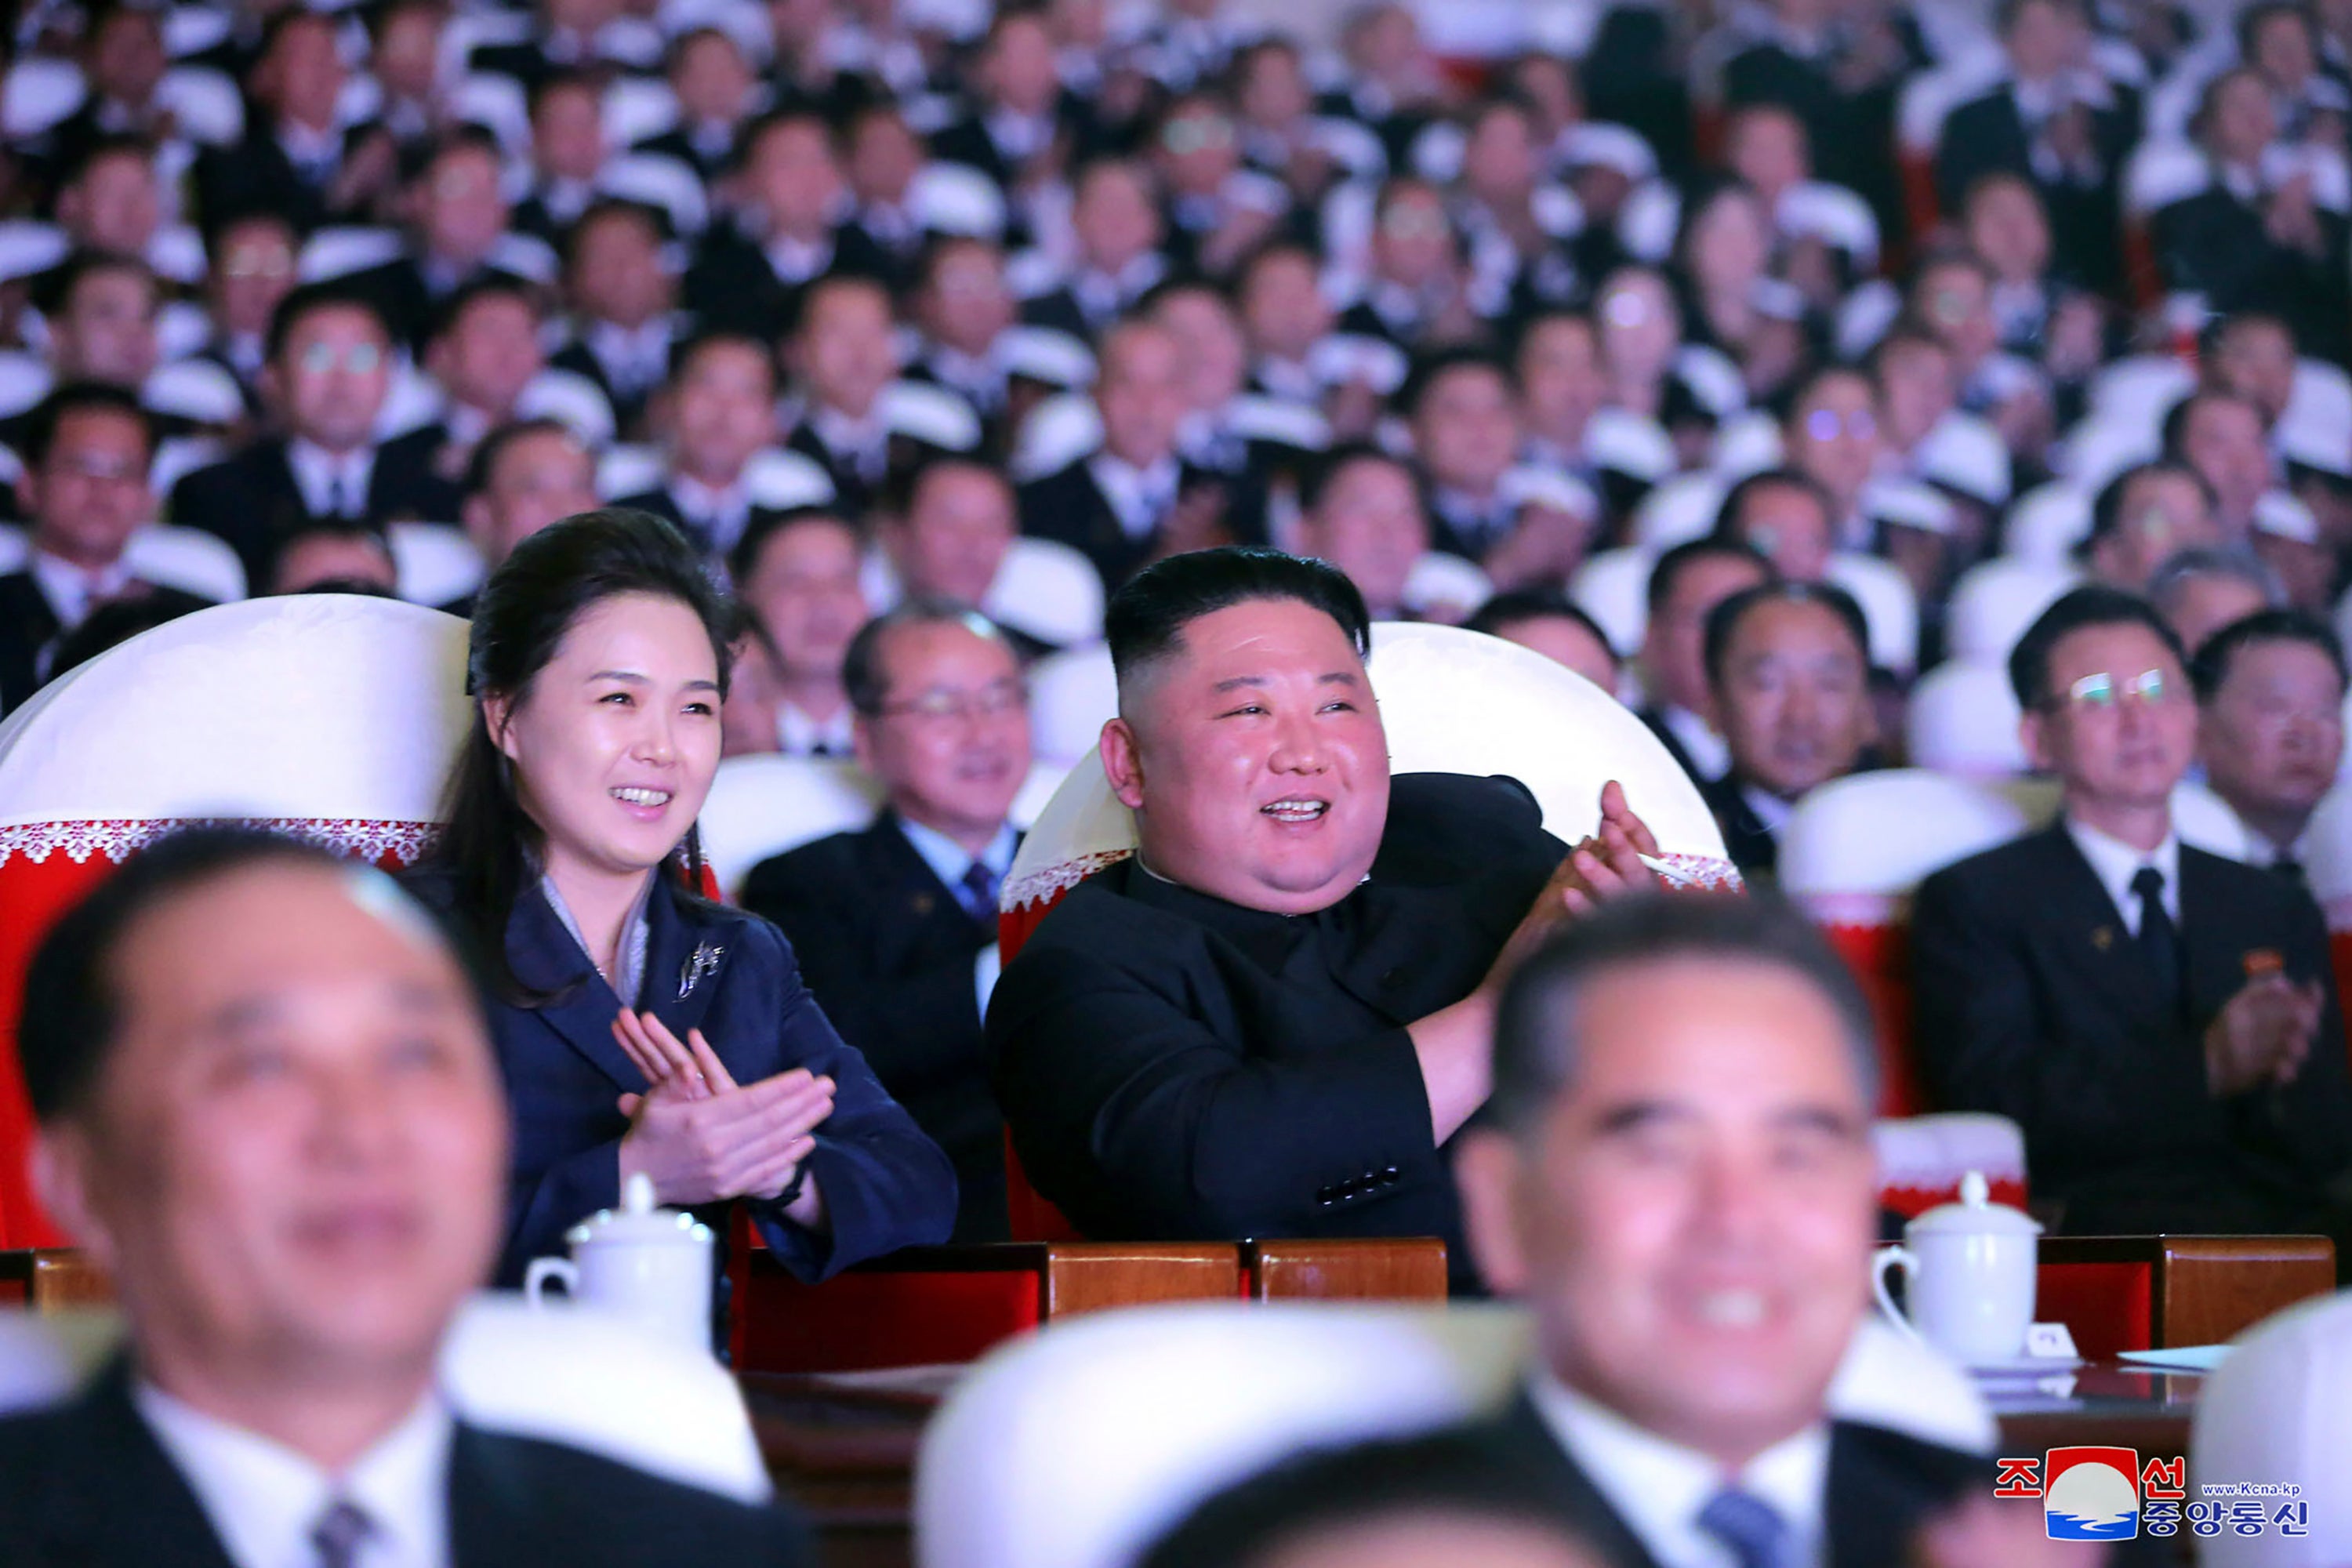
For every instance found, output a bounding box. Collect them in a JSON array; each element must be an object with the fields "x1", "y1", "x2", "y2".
[
  {"x1": 1490, "y1": 891, "x2": 1881, "y2": 1134},
  {"x1": 725, "y1": 506, "x2": 852, "y2": 593},
  {"x1": 2190, "y1": 608, "x2": 2350, "y2": 701},
  {"x1": 1701, "y1": 580, "x2": 1871, "y2": 691},
  {"x1": 842, "y1": 597, "x2": 1008, "y2": 716},
  {"x1": 1297, "y1": 439, "x2": 1411, "y2": 515},
  {"x1": 561, "y1": 196, "x2": 675, "y2": 270},
  {"x1": 1467, "y1": 589, "x2": 1621, "y2": 666},
  {"x1": 1645, "y1": 535, "x2": 1774, "y2": 619},
  {"x1": 20, "y1": 829, "x2": 386, "y2": 1122},
  {"x1": 266, "y1": 281, "x2": 394, "y2": 365},
  {"x1": 33, "y1": 247, "x2": 157, "y2": 320},
  {"x1": 426, "y1": 274, "x2": 539, "y2": 347},
  {"x1": 57, "y1": 131, "x2": 154, "y2": 194},
  {"x1": 2008, "y1": 584, "x2": 2189, "y2": 710},
  {"x1": 2161, "y1": 386, "x2": 2263, "y2": 456},
  {"x1": 1400, "y1": 346, "x2": 1514, "y2": 419},
  {"x1": 19, "y1": 380, "x2": 153, "y2": 469},
  {"x1": 884, "y1": 448, "x2": 1005, "y2": 517},
  {"x1": 1105, "y1": 546, "x2": 1370, "y2": 688},
  {"x1": 464, "y1": 416, "x2": 578, "y2": 501},
  {"x1": 1137, "y1": 1430, "x2": 1588, "y2": 1568},
  {"x1": 2082, "y1": 459, "x2": 2216, "y2": 550},
  {"x1": 666, "y1": 326, "x2": 774, "y2": 387},
  {"x1": 1711, "y1": 466, "x2": 1834, "y2": 547}
]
